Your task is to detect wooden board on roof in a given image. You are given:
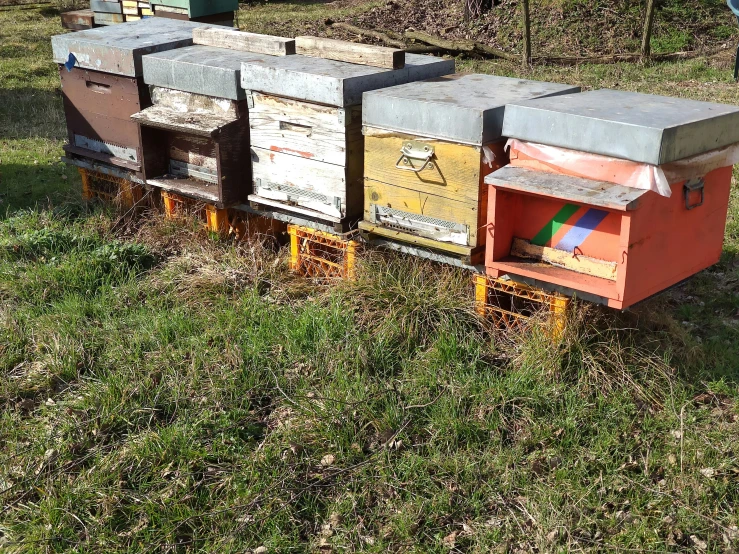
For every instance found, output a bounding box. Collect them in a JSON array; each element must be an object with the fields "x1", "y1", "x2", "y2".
[
  {"x1": 193, "y1": 27, "x2": 295, "y2": 56},
  {"x1": 295, "y1": 36, "x2": 404, "y2": 69},
  {"x1": 486, "y1": 166, "x2": 647, "y2": 211}
]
